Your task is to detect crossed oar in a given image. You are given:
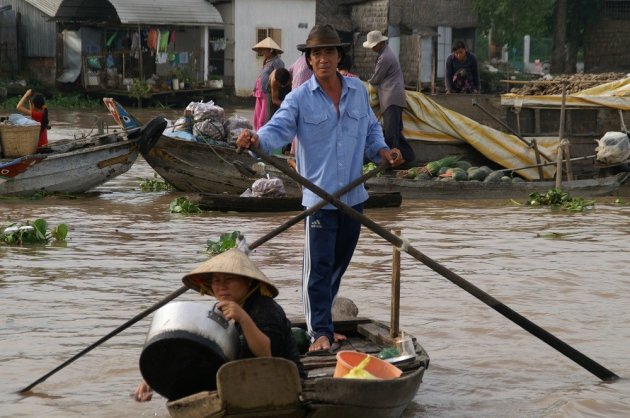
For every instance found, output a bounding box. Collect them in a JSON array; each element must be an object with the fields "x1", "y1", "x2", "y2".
[
  {"x1": 17, "y1": 158, "x2": 392, "y2": 393},
  {"x1": 243, "y1": 146, "x2": 619, "y2": 383},
  {"x1": 18, "y1": 146, "x2": 618, "y2": 394}
]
